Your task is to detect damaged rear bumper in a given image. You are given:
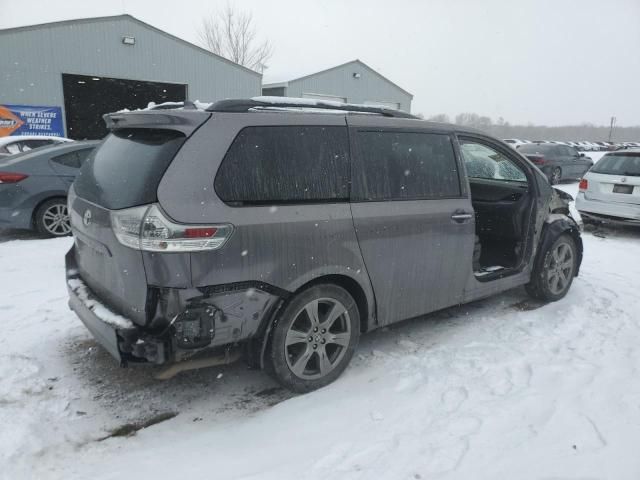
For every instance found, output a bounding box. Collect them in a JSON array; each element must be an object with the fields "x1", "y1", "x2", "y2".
[
  {"x1": 65, "y1": 247, "x2": 282, "y2": 367},
  {"x1": 67, "y1": 271, "x2": 169, "y2": 366}
]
